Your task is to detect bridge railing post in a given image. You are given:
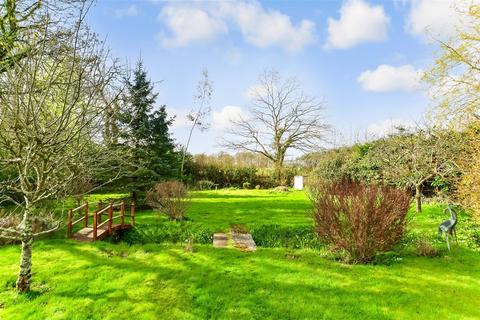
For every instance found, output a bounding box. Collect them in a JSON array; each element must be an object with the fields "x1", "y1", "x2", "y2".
[
  {"x1": 67, "y1": 208, "x2": 73, "y2": 238},
  {"x1": 98, "y1": 201, "x2": 103, "y2": 224},
  {"x1": 108, "y1": 202, "x2": 113, "y2": 234},
  {"x1": 84, "y1": 202, "x2": 88, "y2": 228},
  {"x1": 93, "y1": 210, "x2": 98, "y2": 241},
  {"x1": 120, "y1": 201, "x2": 125, "y2": 227},
  {"x1": 131, "y1": 202, "x2": 135, "y2": 227}
]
